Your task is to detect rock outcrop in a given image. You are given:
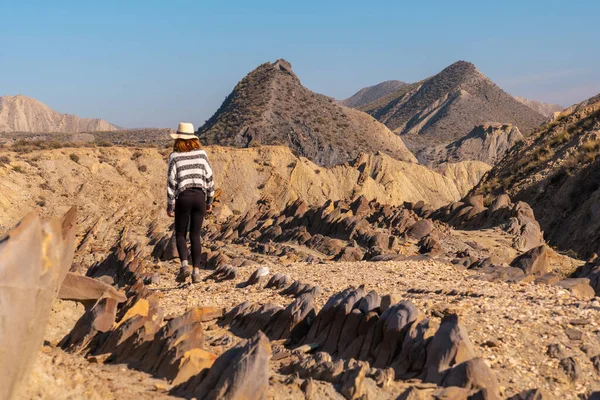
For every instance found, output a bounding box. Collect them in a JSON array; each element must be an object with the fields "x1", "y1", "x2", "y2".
[
  {"x1": 0, "y1": 208, "x2": 77, "y2": 399},
  {"x1": 197, "y1": 59, "x2": 417, "y2": 167},
  {"x1": 472, "y1": 92, "x2": 600, "y2": 259},
  {"x1": 0, "y1": 95, "x2": 117, "y2": 133},
  {"x1": 421, "y1": 123, "x2": 524, "y2": 167}
]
